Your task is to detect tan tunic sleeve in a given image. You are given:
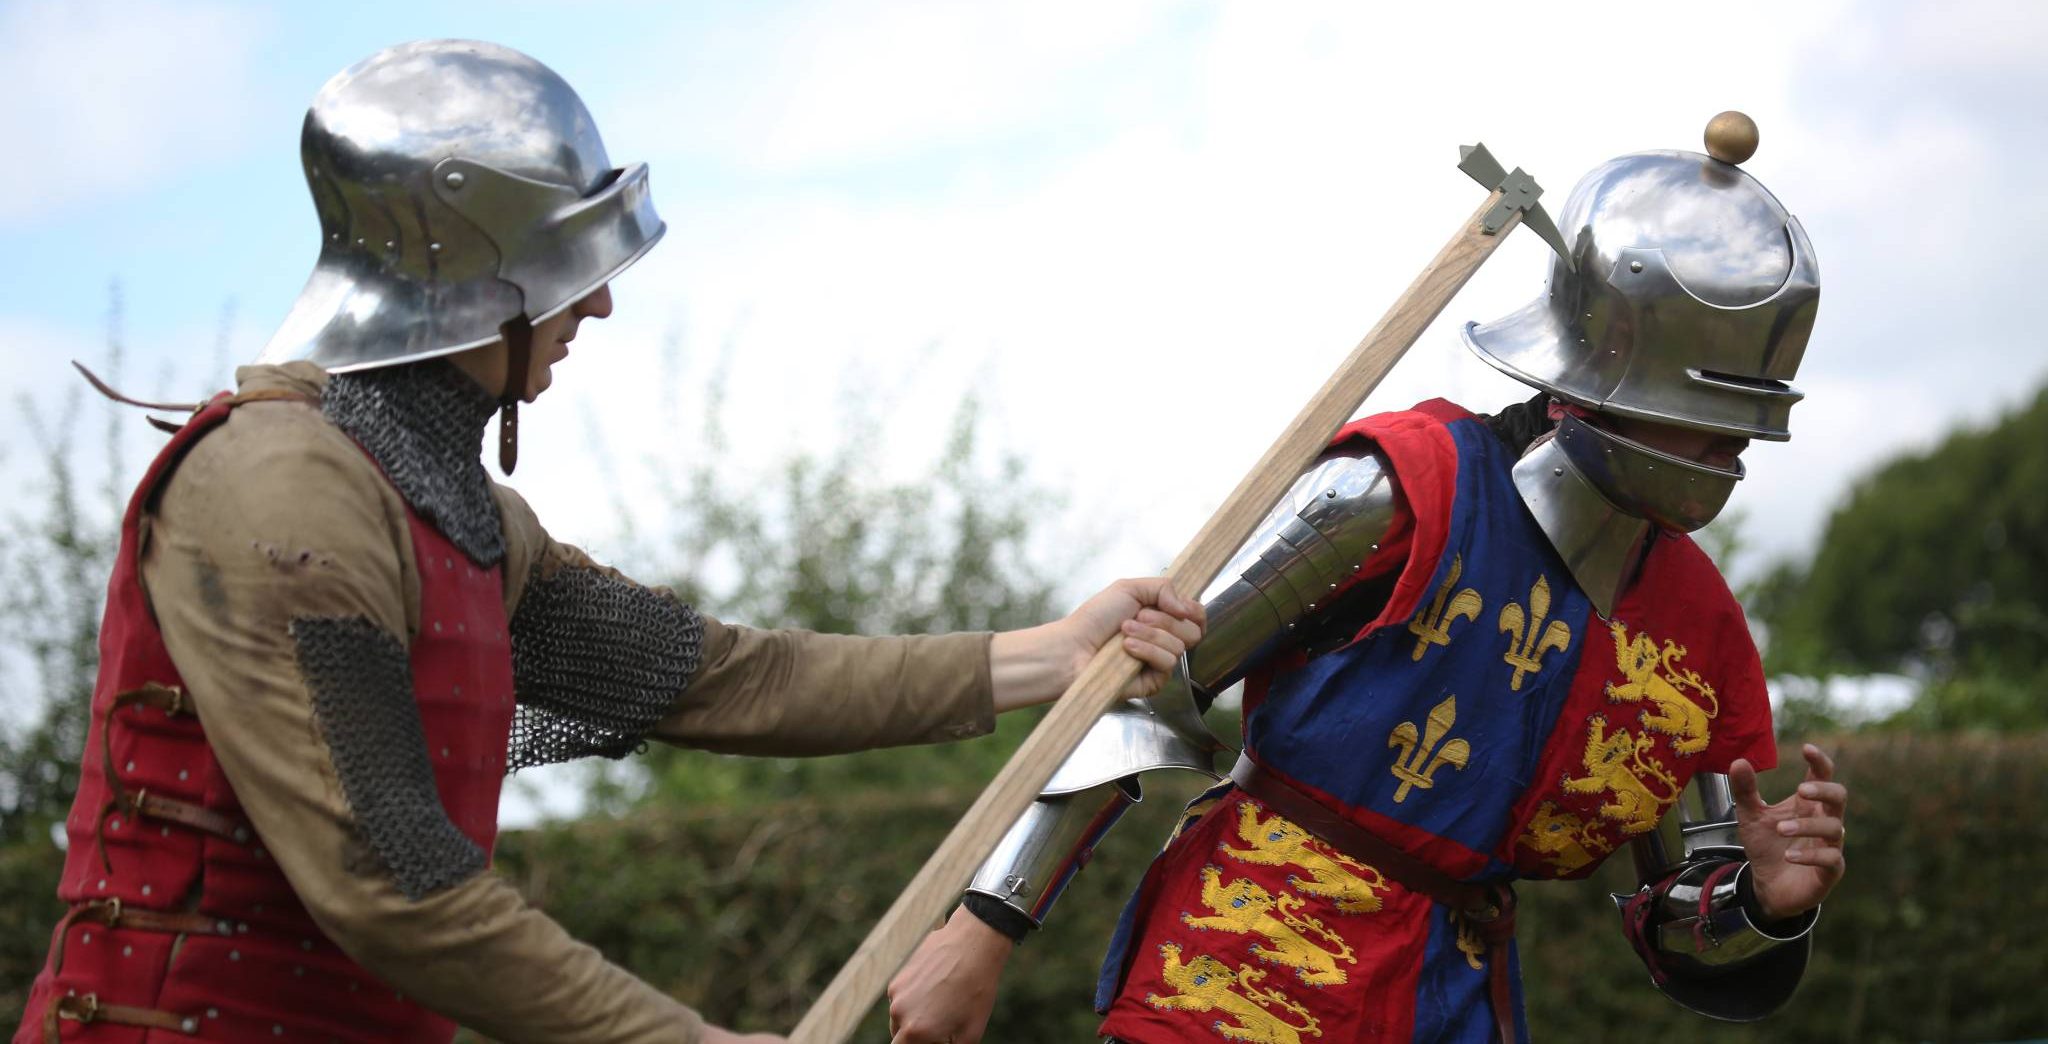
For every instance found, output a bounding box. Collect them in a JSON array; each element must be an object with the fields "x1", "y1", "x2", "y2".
[
  {"x1": 493, "y1": 484, "x2": 997, "y2": 757},
  {"x1": 145, "y1": 398, "x2": 703, "y2": 1044}
]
